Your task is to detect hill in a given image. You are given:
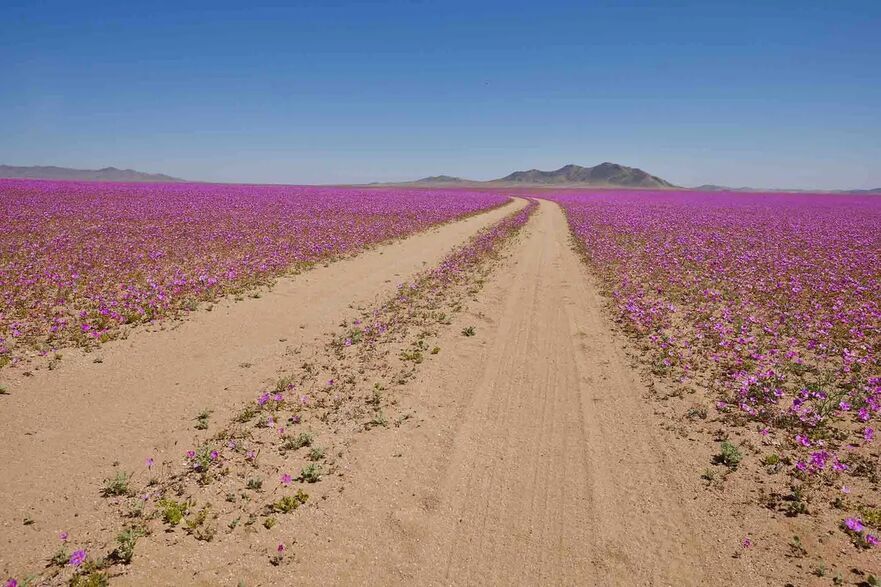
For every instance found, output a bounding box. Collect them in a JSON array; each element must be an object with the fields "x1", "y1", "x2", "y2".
[
  {"x1": 392, "y1": 162, "x2": 675, "y2": 188},
  {"x1": 0, "y1": 165, "x2": 183, "y2": 182}
]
